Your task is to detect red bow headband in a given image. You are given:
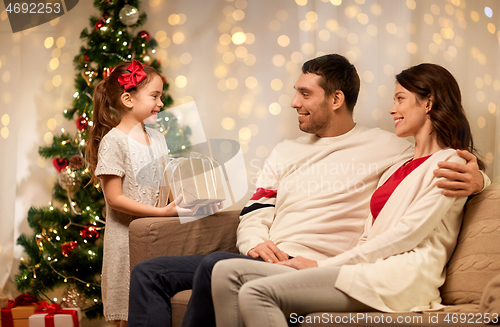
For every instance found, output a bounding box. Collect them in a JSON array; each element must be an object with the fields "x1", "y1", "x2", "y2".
[{"x1": 118, "y1": 60, "x2": 147, "y2": 91}]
